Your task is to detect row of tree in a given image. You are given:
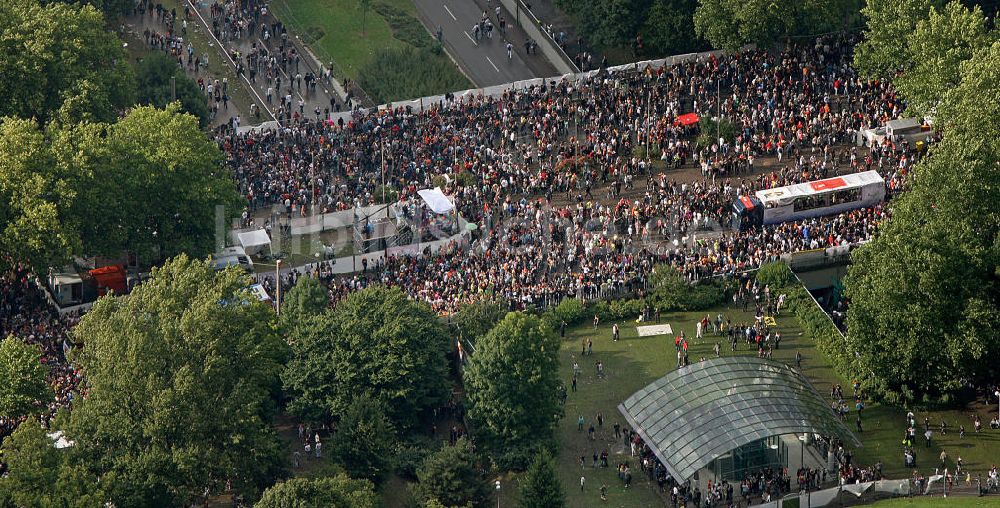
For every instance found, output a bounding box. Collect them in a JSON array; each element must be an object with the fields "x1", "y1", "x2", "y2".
[
  {"x1": 277, "y1": 277, "x2": 567, "y2": 505},
  {"x1": 0, "y1": 104, "x2": 241, "y2": 274},
  {"x1": 556, "y1": 0, "x2": 863, "y2": 58},
  {"x1": 1, "y1": 266, "x2": 567, "y2": 506},
  {"x1": 845, "y1": 1, "x2": 999, "y2": 402},
  {"x1": 1, "y1": 0, "x2": 222, "y2": 274}
]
